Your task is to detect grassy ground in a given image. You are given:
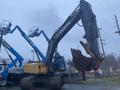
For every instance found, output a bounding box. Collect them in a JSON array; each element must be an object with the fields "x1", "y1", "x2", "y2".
[{"x1": 82, "y1": 75, "x2": 120, "y2": 86}]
